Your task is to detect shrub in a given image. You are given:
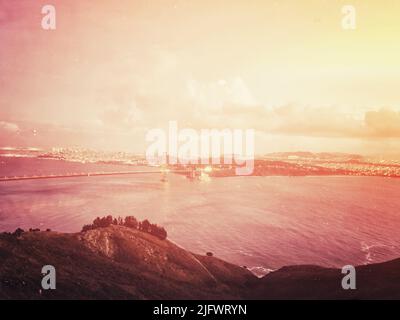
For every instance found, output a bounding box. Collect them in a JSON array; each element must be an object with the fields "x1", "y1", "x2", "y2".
[
  {"x1": 139, "y1": 219, "x2": 151, "y2": 232},
  {"x1": 149, "y1": 224, "x2": 167, "y2": 240},
  {"x1": 81, "y1": 224, "x2": 94, "y2": 232},
  {"x1": 13, "y1": 228, "x2": 24, "y2": 237},
  {"x1": 124, "y1": 216, "x2": 138, "y2": 229},
  {"x1": 92, "y1": 215, "x2": 113, "y2": 228}
]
